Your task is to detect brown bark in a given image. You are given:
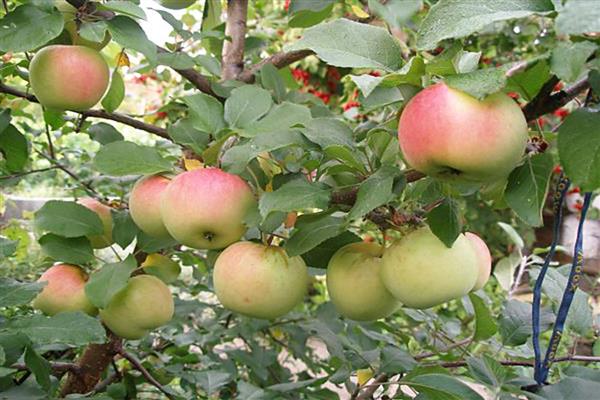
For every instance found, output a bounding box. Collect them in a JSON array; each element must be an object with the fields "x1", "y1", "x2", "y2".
[{"x1": 222, "y1": 0, "x2": 248, "y2": 80}]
